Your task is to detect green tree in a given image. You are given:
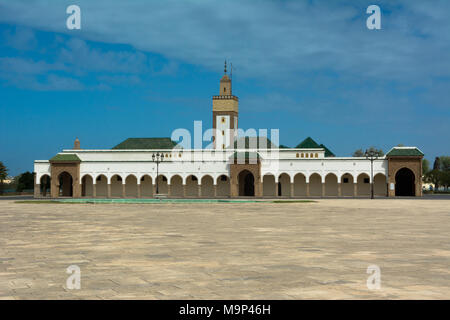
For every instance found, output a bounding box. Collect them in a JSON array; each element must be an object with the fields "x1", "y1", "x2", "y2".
[
  {"x1": 425, "y1": 169, "x2": 442, "y2": 190},
  {"x1": 441, "y1": 171, "x2": 450, "y2": 189},
  {"x1": 422, "y1": 159, "x2": 430, "y2": 175},
  {"x1": 433, "y1": 157, "x2": 441, "y2": 170},
  {"x1": 432, "y1": 157, "x2": 441, "y2": 189},
  {"x1": 439, "y1": 156, "x2": 450, "y2": 171},
  {"x1": 0, "y1": 161, "x2": 8, "y2": 195},
  {"x1": 366, "y1": 146, "x2": 384, "y2": 157},
  {"x1": 353, "y1": 147, "x2": 384, "y2": 157},
  {"x1": 16, "y1": 172, "x2": 35, "y2": 192},
  {"x1": 352, "y1": 149, "x2": 364, "y2": 157}
]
